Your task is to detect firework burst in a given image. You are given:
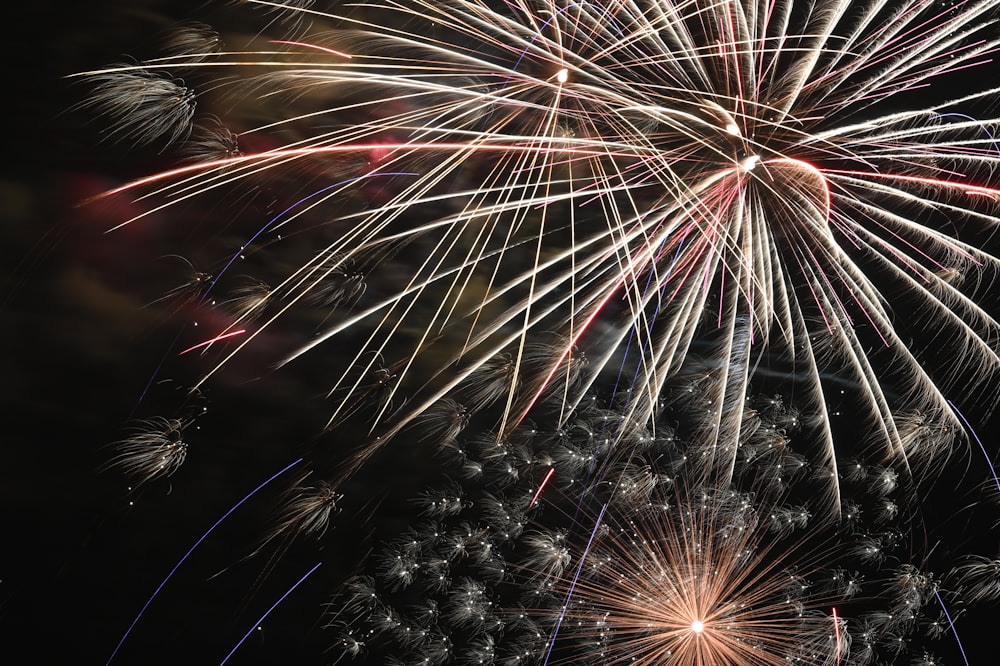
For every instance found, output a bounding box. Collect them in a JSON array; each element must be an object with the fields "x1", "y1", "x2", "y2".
[
  {"x1": 73, "y1": 0, "x2": 1000, "y2": 663},
  {"x1": 80, "y1": 0, "x2": 1000, "y2": 510},
  {"x1": 546, "y1": 487, "x2": 843, "y2": 666},
  {"x1": 313, "y1": 378, "x2": 981, "y2": 666}
]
